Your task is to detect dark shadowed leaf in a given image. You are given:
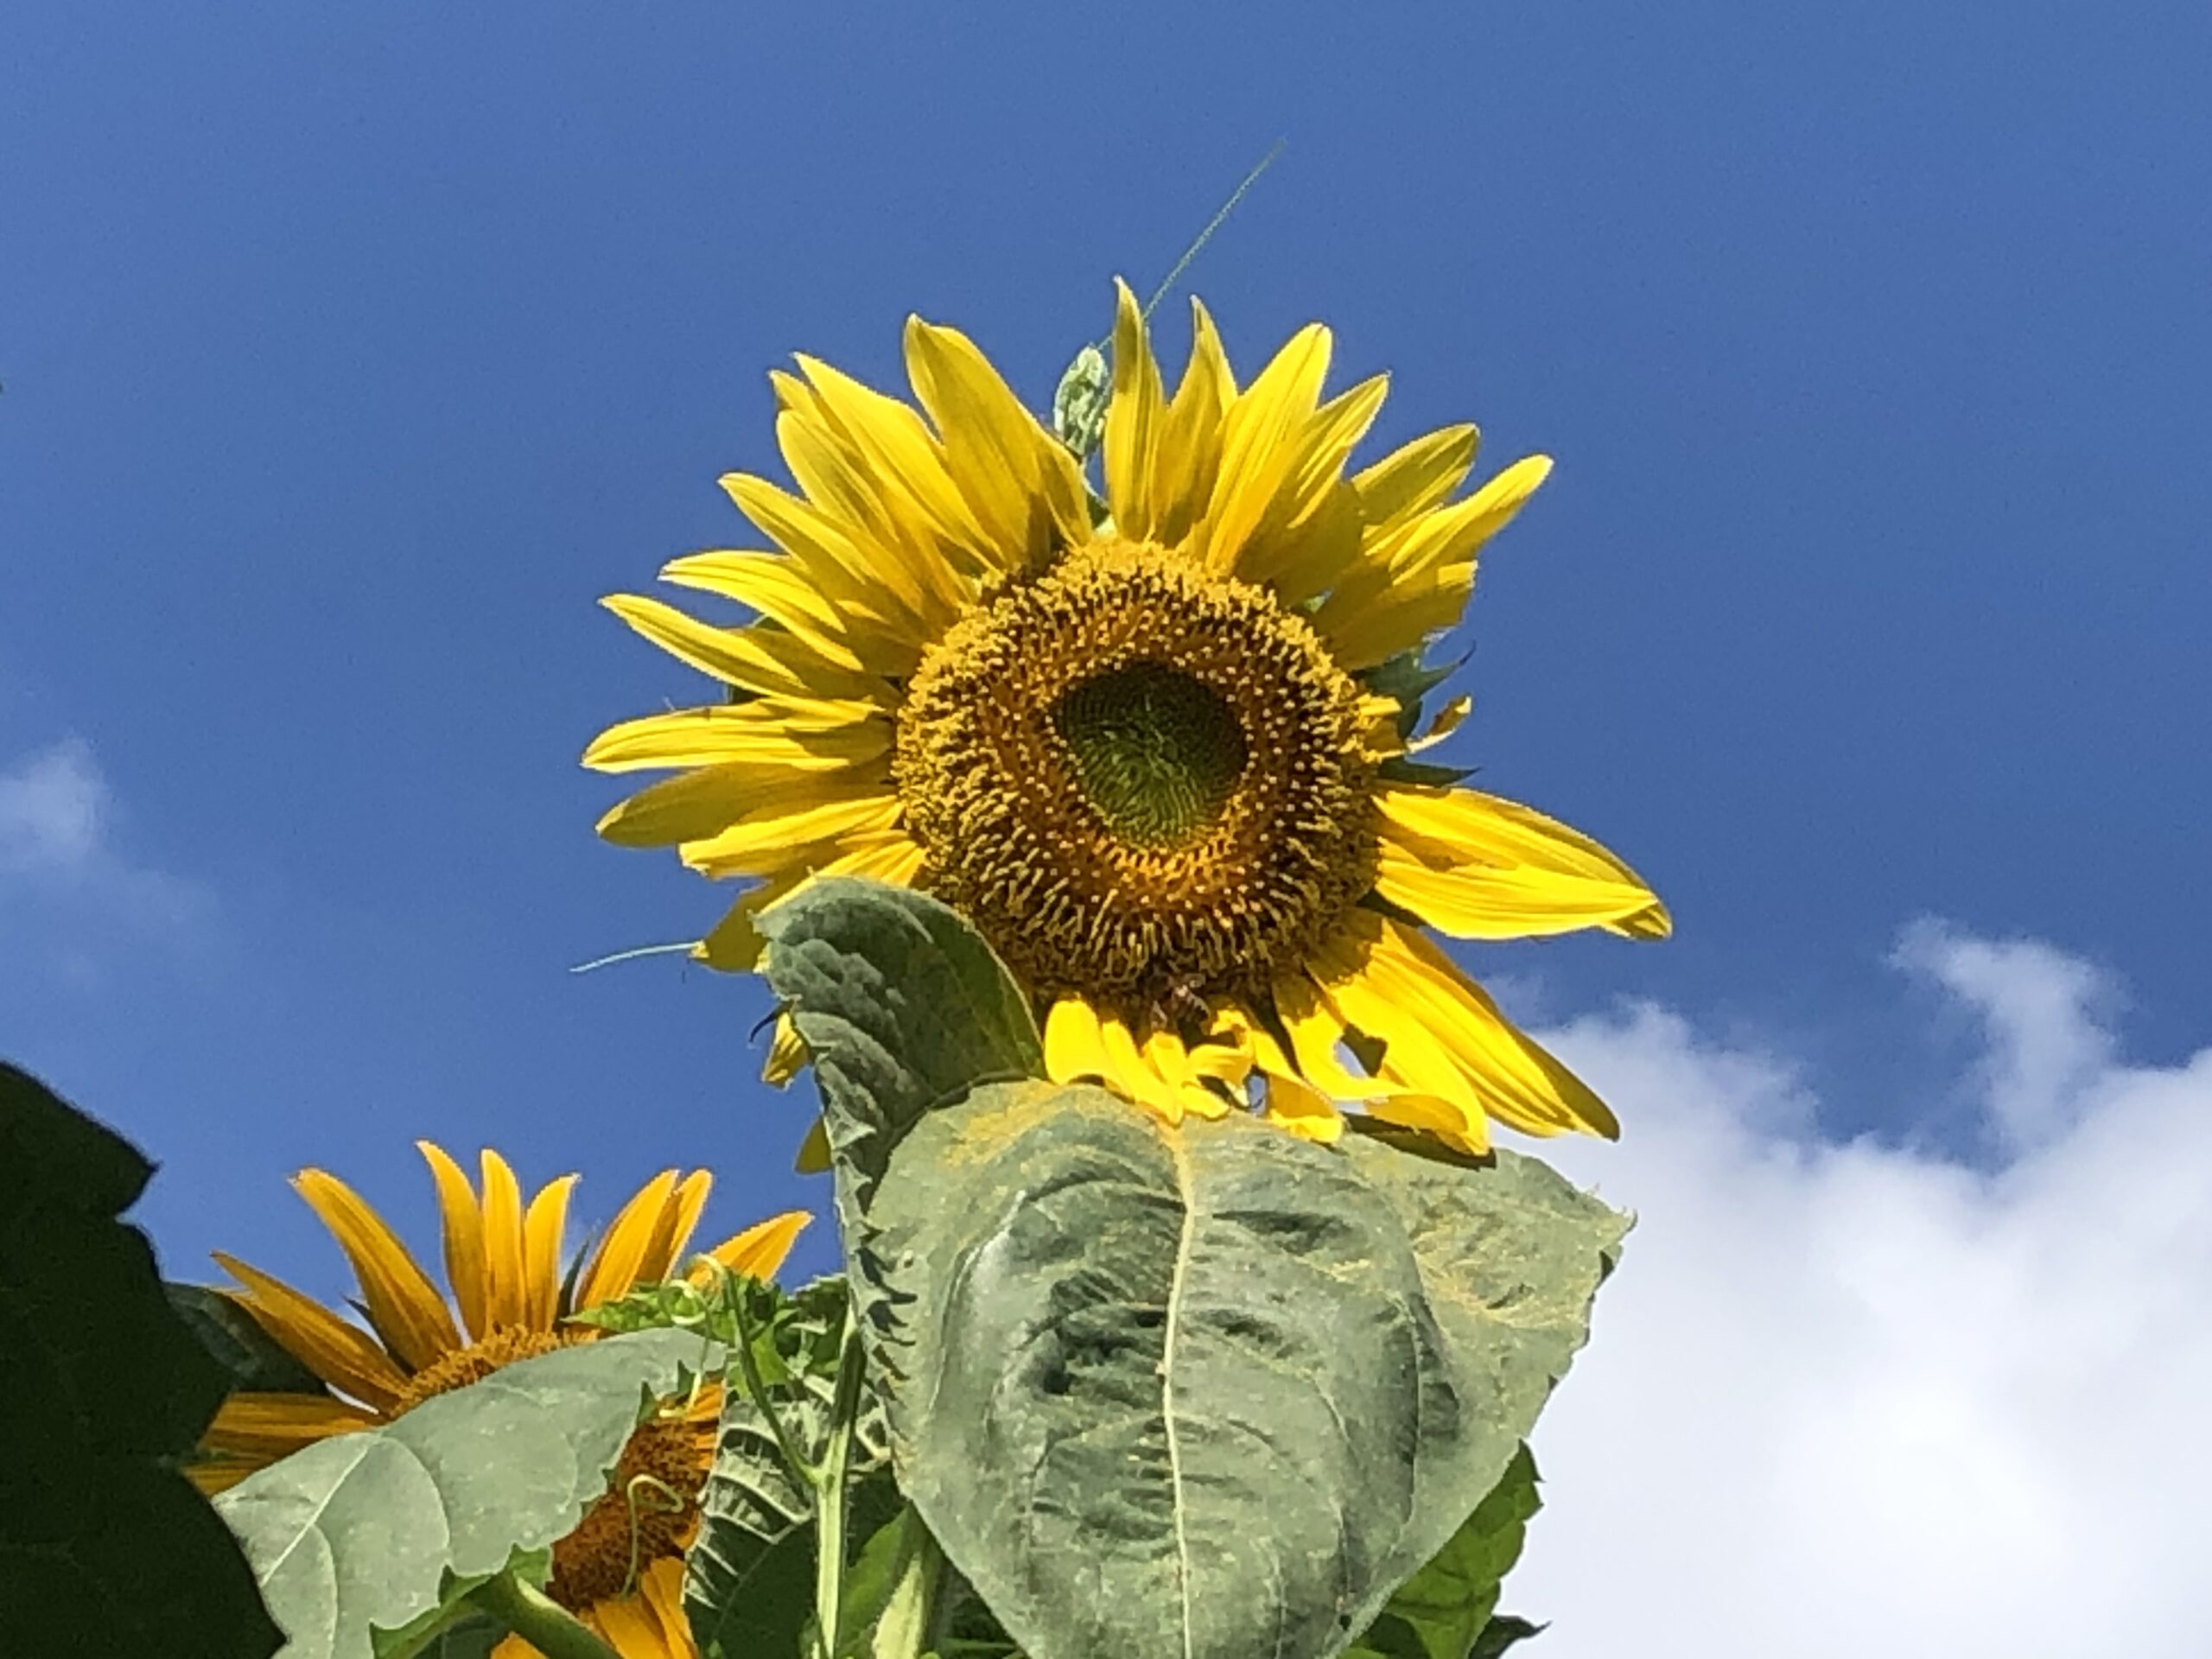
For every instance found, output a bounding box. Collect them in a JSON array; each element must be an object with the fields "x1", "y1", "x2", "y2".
[
  {"x1": 0, "y1": 1061, "x2": 283, "y2": 1659},
  {"x1": 859, "y1": 1084, "x2": 1625, "y2": 1659},
  {"x1": 169, "y1": 1281, "x2": 332, "y2": 1395},
  {"x1": 680, "y1": 1276, "x2": 895, "y2": 1659},
  {"x1": 216, "y1": 1329, "x2": 716, "y2": 1659}
]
